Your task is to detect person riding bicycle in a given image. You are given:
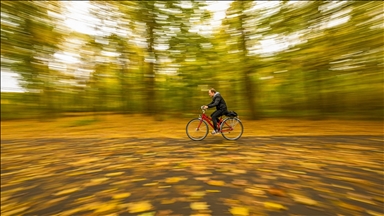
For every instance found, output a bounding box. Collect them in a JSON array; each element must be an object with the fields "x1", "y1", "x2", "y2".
[{"x1": 203, "y1": 88, "x2": 228, "y2": 135}]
